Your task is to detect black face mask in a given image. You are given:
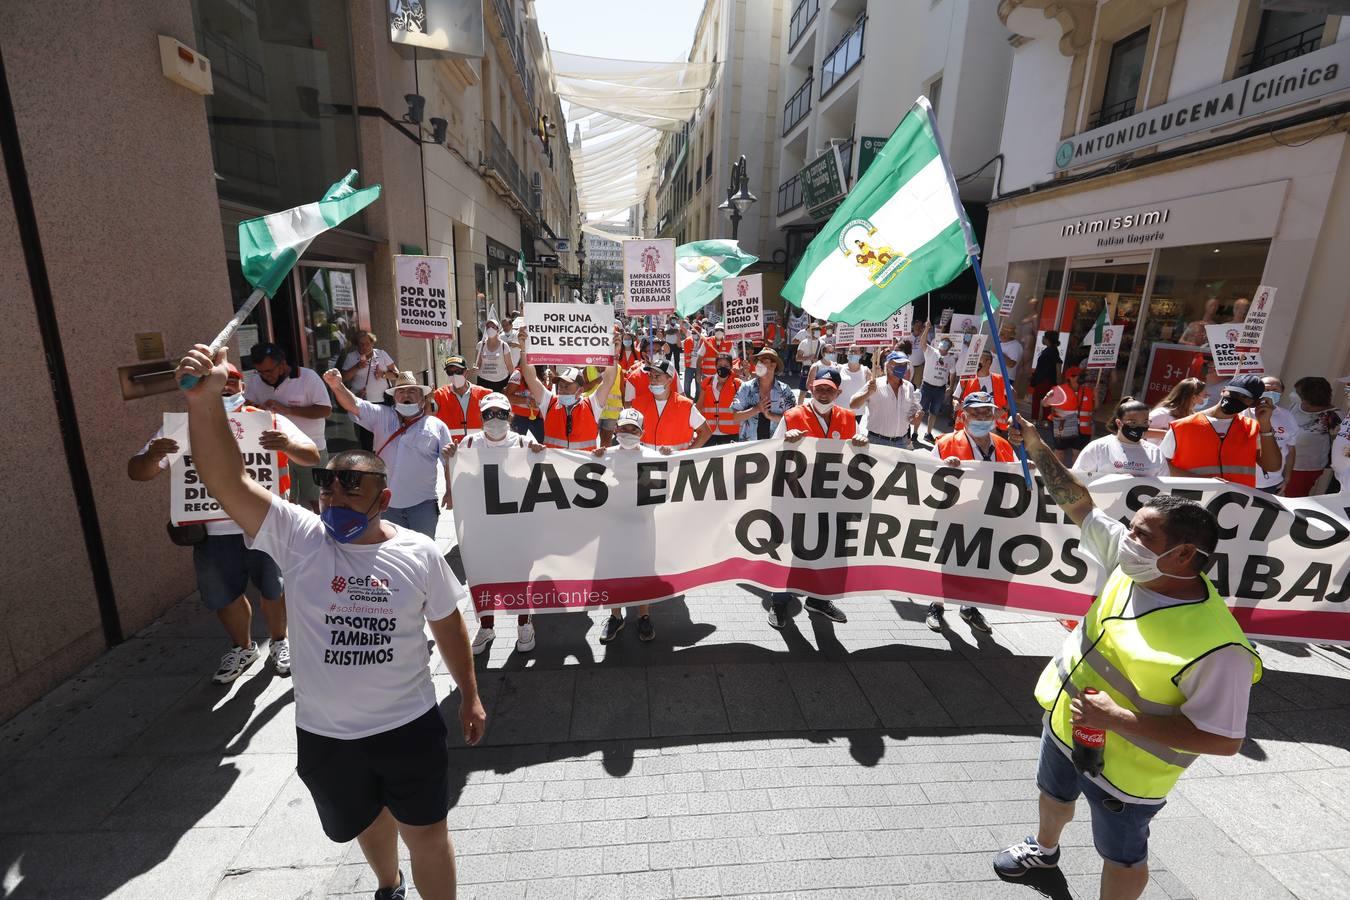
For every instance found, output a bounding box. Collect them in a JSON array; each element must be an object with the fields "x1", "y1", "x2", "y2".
[
  {"x1": 716, "y1": 365, "x2": 732, "y2": 379},
  {"x1": 1219, "y1": 394, "x2": 1249, "y2": 415},
  {"x1": 1119, "y1": 424, "x2": 1147, "y2": 442}
]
